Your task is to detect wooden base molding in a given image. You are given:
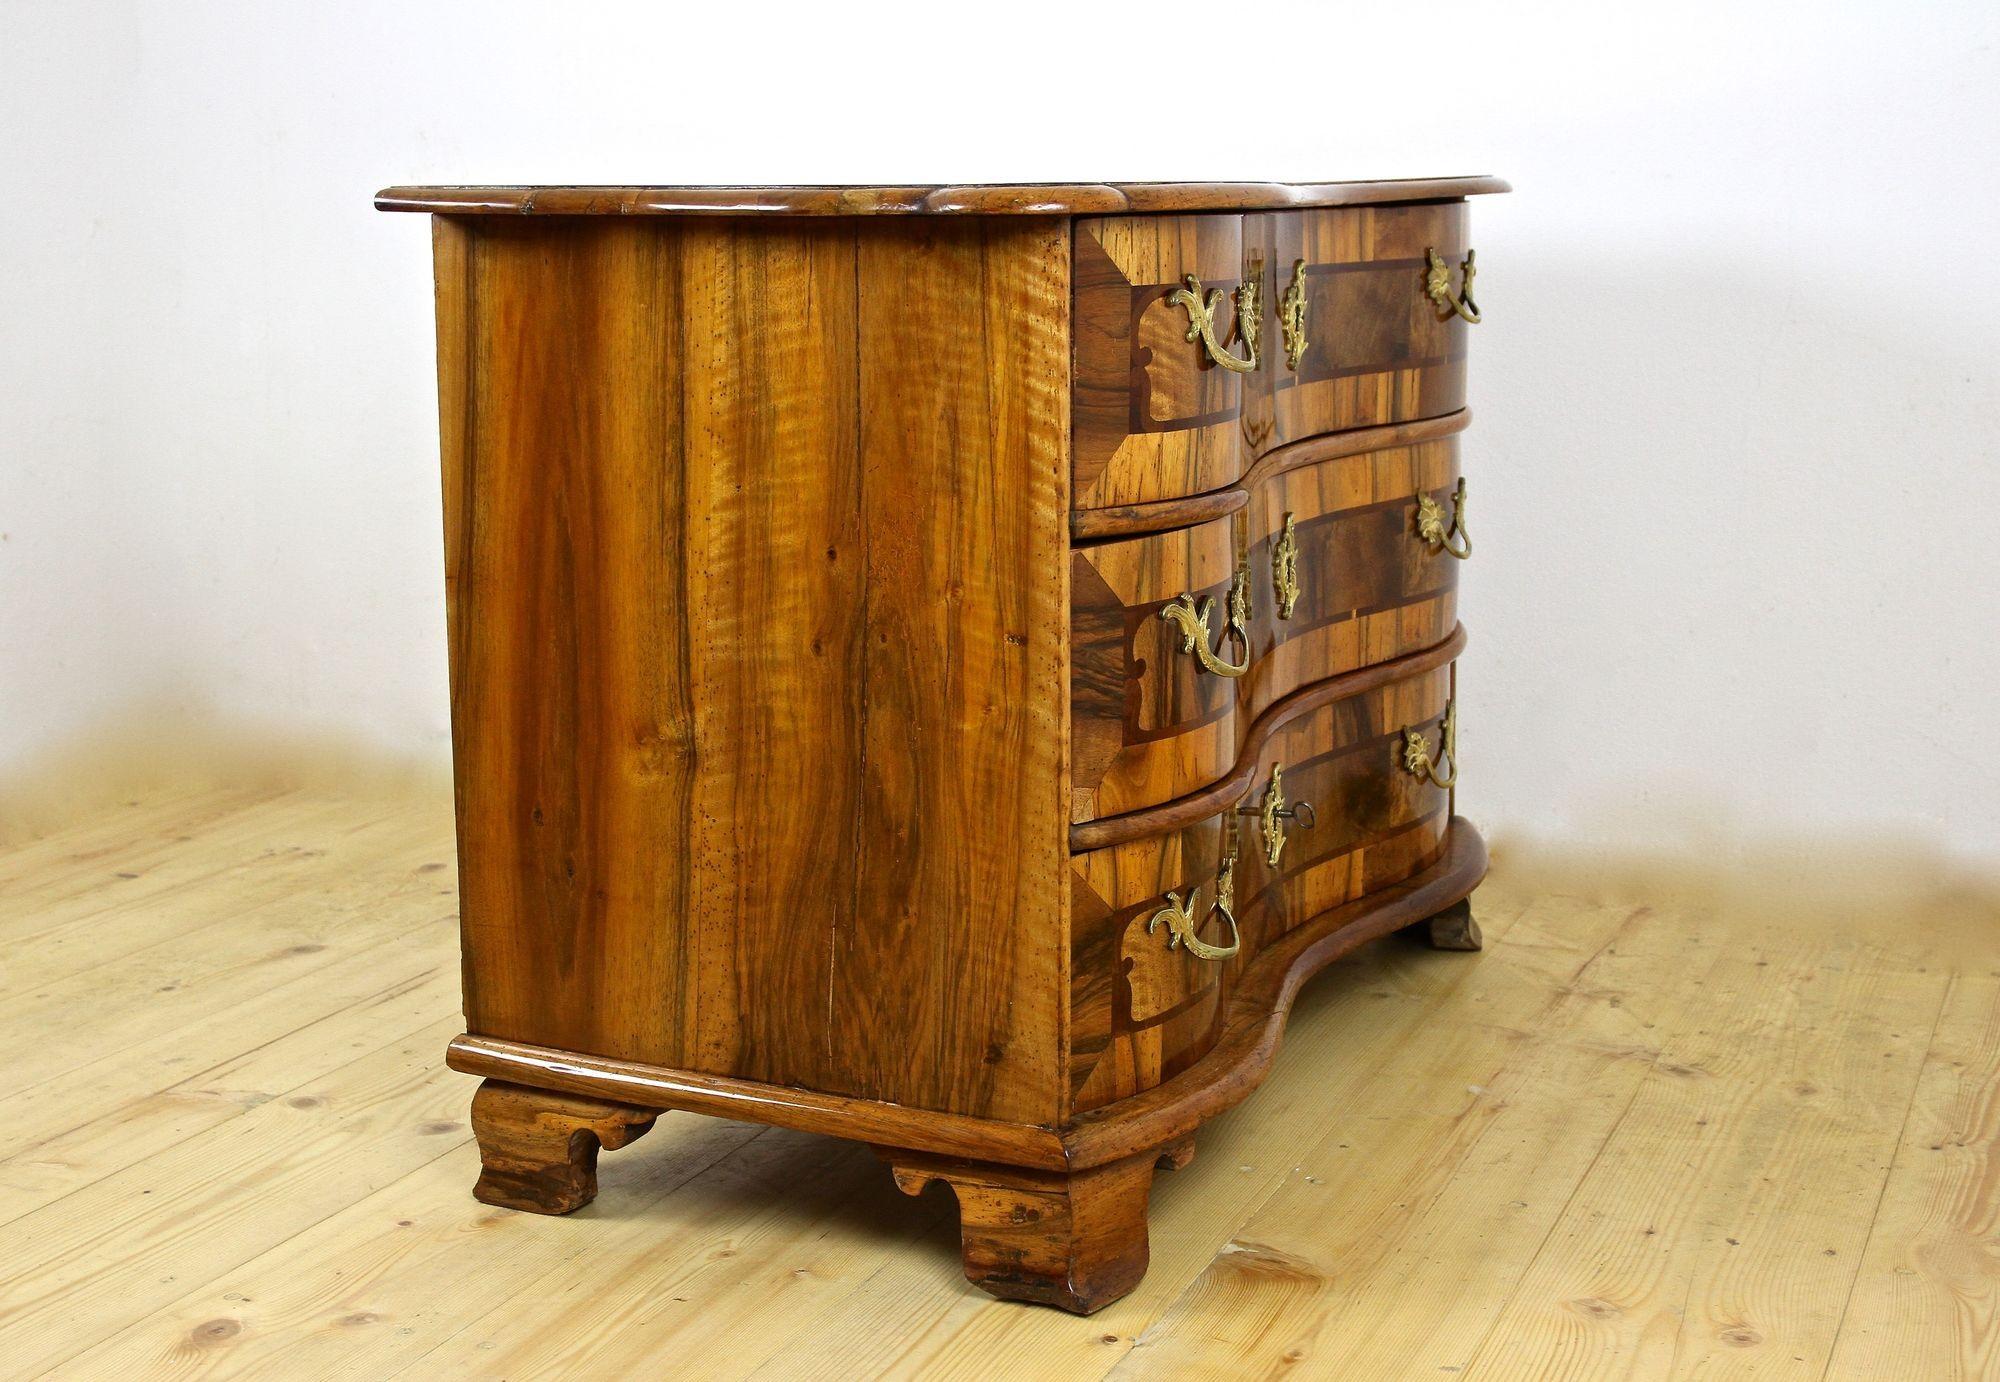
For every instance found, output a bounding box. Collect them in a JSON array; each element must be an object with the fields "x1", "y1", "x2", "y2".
[
  {"x1": 468, "y1": 1080, "x2": 657, "y2": 1215},
  {"x1": 450, "y1": 823, "x2": 1485, "y2": 1307},
  {"x1": 449, "y1": 822, "x2": 1483, "y2": 1170}
]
